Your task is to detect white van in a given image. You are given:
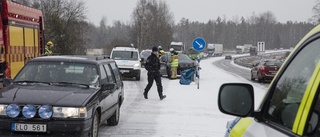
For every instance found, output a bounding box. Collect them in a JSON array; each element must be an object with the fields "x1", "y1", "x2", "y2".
[{"x1": 110, "y1": 47, "x2": 141, "y2": 80}]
